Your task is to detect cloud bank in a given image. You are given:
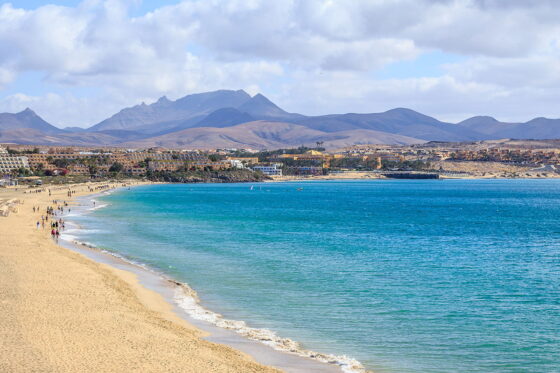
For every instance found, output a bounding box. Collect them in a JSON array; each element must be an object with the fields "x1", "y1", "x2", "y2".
[{"x1": 0, "y1": 0, "x2": 559, "y2": 126}]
